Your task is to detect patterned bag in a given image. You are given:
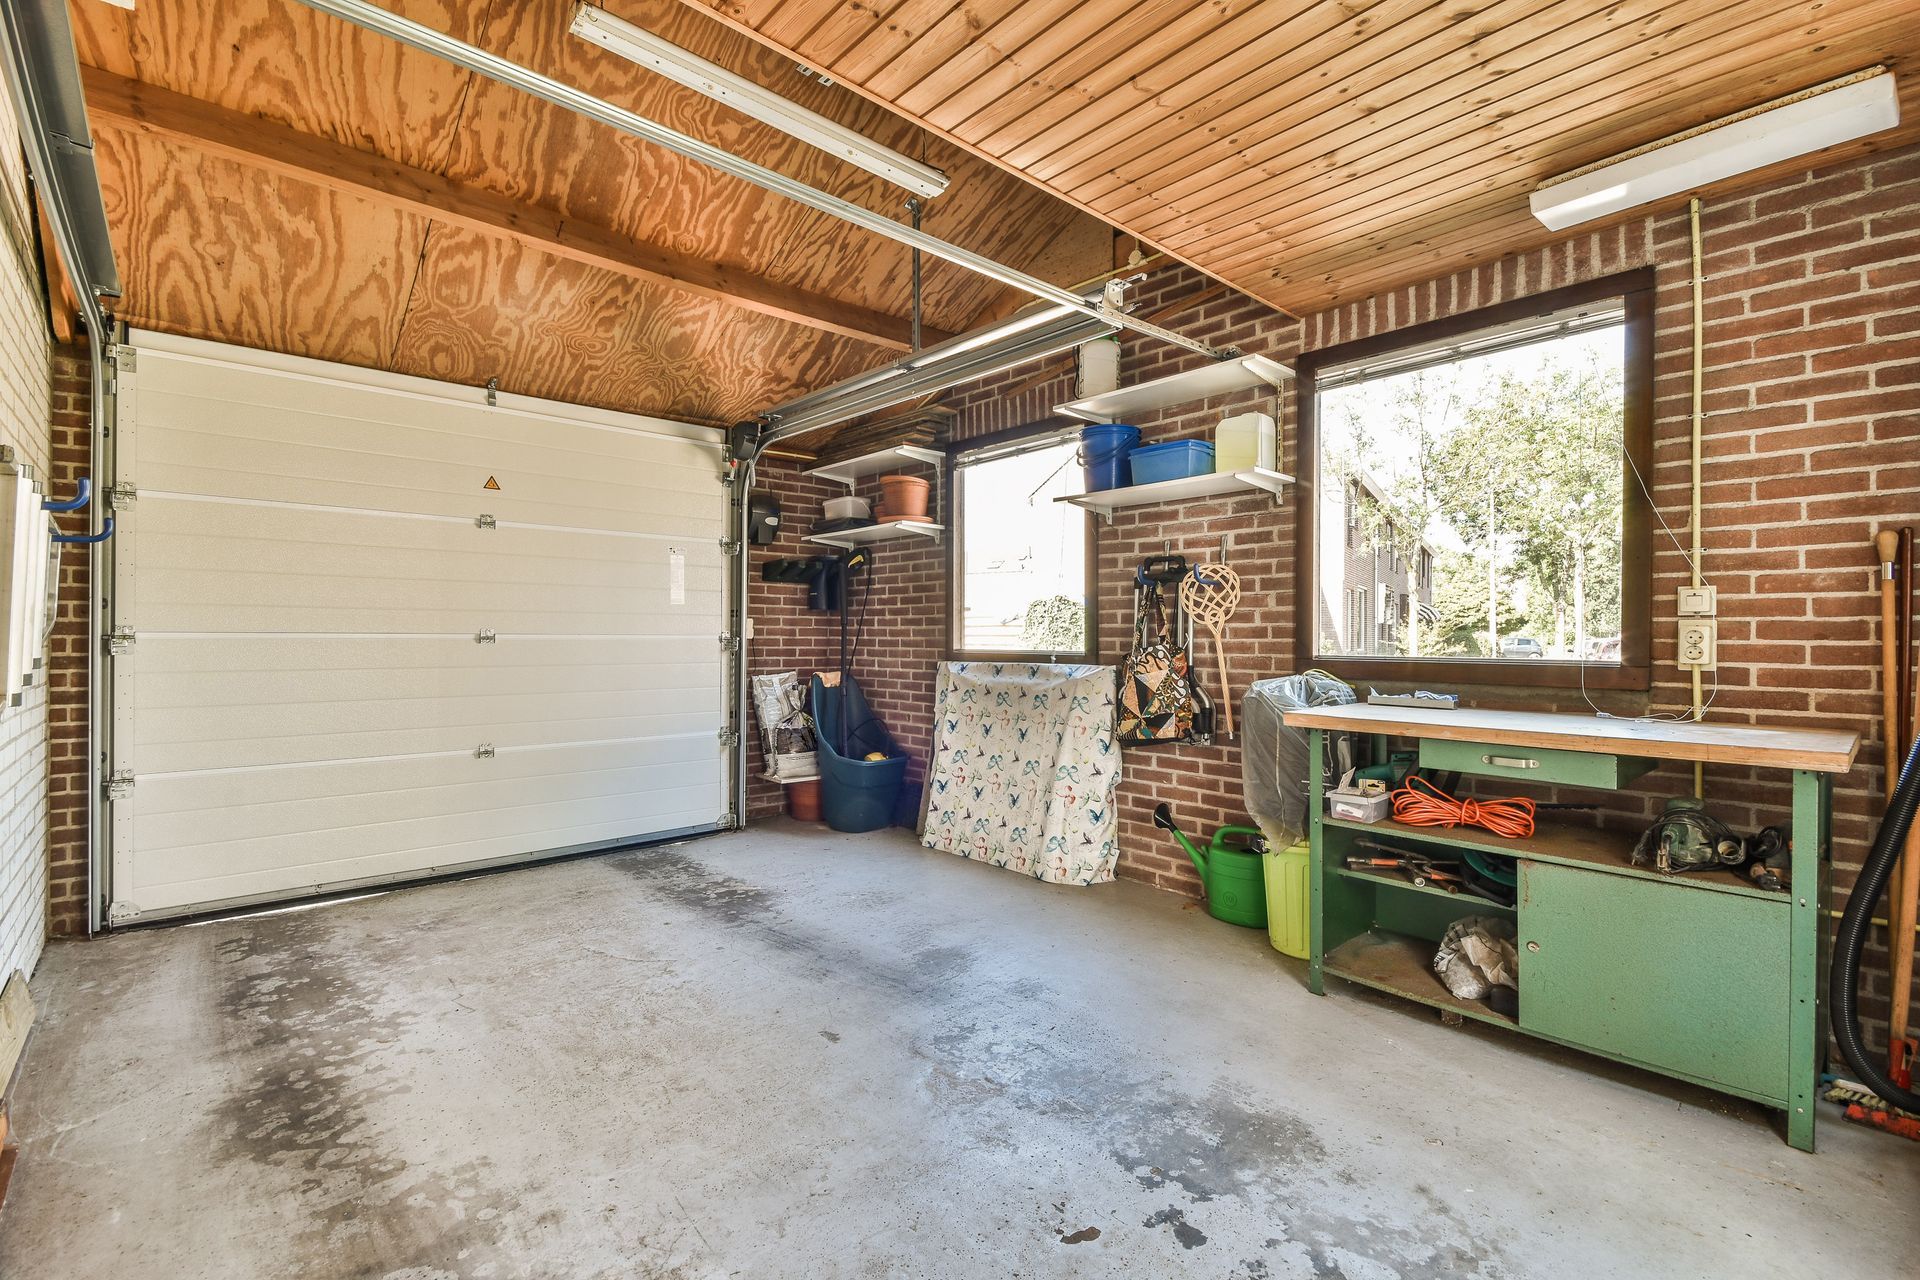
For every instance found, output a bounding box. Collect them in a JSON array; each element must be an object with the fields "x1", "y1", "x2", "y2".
[{"x1": 1116, "y1": 588, "x2": 1195, "y2": 744}]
